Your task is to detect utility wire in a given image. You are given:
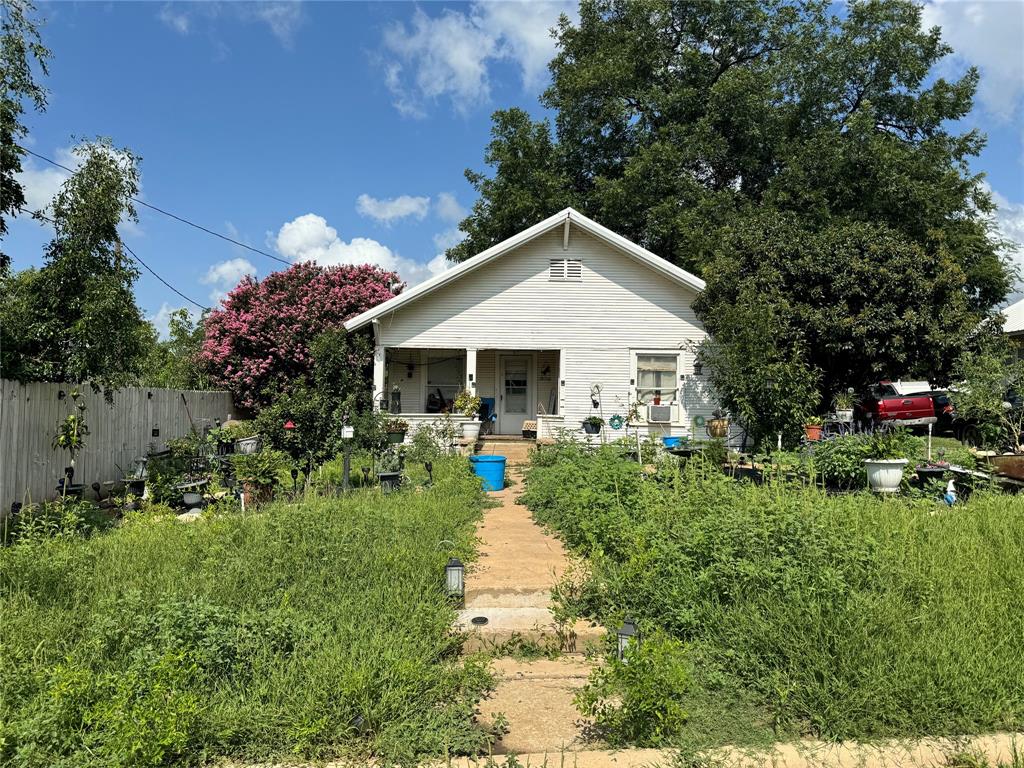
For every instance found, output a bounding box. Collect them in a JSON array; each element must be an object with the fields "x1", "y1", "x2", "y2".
[
  {"x1": 17, "y1": 206, "x2": 210, "y2": 312},
  {"x1": 18, "y1": 146, "x2": 292, "y2": 265},
  {"x1": 120, "y1": 242, "x2": 210, "y2": 311}
]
